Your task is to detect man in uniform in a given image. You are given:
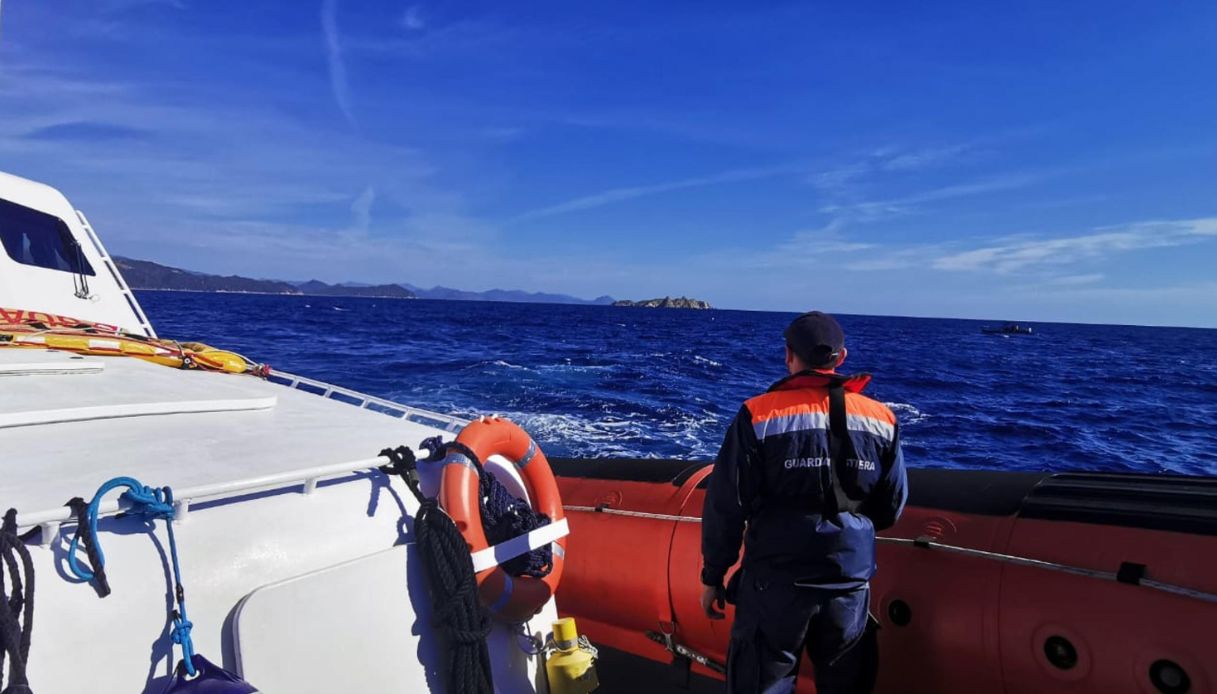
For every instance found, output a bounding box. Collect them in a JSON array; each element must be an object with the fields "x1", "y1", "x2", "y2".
[{"x1": 700, "y1": 311, "x2": 907, "y2": 693}]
